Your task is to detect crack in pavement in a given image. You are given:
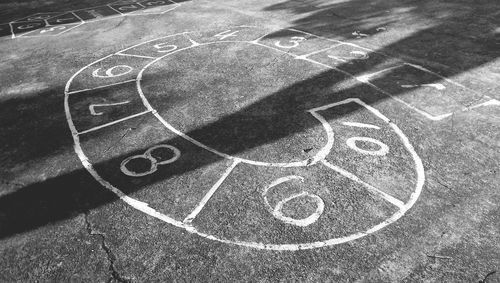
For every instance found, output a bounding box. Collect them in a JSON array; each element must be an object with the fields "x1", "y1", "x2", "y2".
[{"x1": 84, "y1": 211, "x2": 130, "y2": 283}]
